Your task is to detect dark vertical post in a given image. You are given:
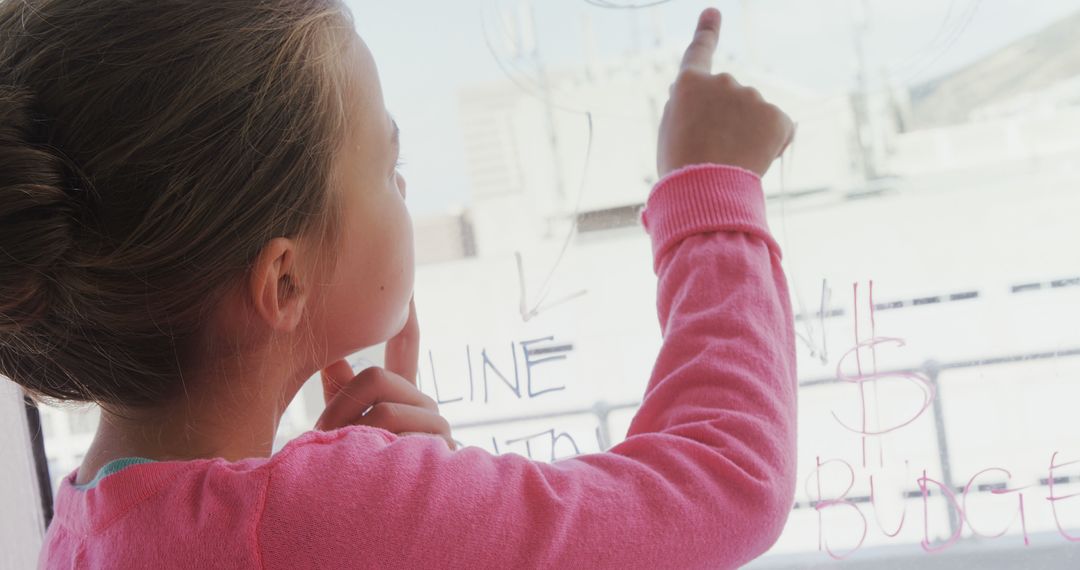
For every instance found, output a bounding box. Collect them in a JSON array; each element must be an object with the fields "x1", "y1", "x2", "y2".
[
  {"x1": 592, "y1": 400, "x2": 612, "y2": 451},
  {"x1": 23, "y1": 394, "x2": 53, "y2": 529},
  {"x1": 926, "y1": 361, "x2": 960, "y2": 535}
]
